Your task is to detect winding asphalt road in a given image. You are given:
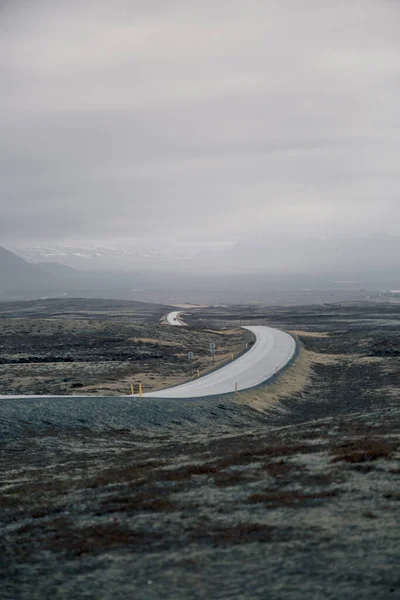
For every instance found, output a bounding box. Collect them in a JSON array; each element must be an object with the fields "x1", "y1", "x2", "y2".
[
  {"x1": 0, "y1": 314, "x2": 295, "y2": 400},
  {"x1": 142, "y1": 321, "x2": 296, "y2": 398},
  {"x1": 166, "y1": 311, "x2": 186, "y2": 326}
]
